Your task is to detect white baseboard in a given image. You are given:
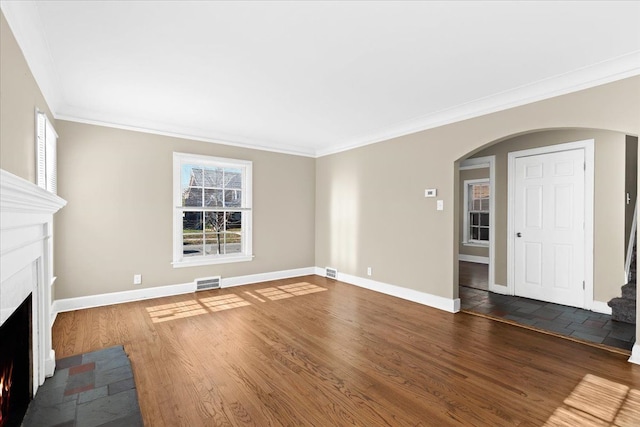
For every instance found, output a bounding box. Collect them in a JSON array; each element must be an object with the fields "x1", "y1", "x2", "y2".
[
  {"x1": 458, "y1": 254, "x2": 489, "y2": 264},
  {"x1": 315, "y1": 267, "x2": 459, "y2": 313},
  {"x1": 221, "y1": 267, "x2": 315, "y2": 288},
  {"x1": 52, "y1": 281, "x2": 196, "y2": 314},
  {"x1": 52, "y1": 267, "x2": 316, "y2": 315},
  {"x1": 488, "y1": 283, "x2": 509, "y2": 295},
  {"x1": 591, "y1": 300, "x2": 612, "y2": 315},
  {"x1": 44, "y1": 349, "x2": 56, "y2": 378},
  {"x1": 629, "y1": 343, "x2": 640, "y2": 365}
]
